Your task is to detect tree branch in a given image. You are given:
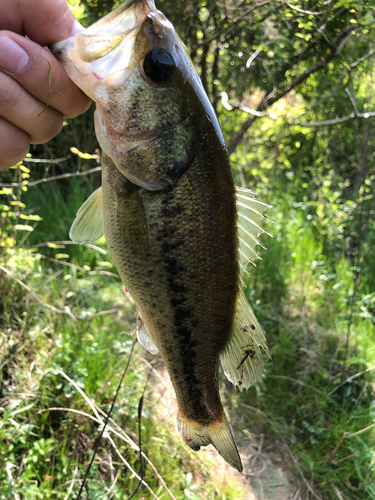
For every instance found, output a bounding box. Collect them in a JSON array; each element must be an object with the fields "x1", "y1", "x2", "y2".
[
  {"x1": 191, "y1": 0, "x2": 274, "y2": 54},
  {"x1": 23, "y1": 156, "x2": 70, "y2": 164},
  {"x1": 344, "y1": 87, "x2": 375, "y2": 120},
  {"x1": 285, "y1": 2, "x2": 330, "y2": 16},
  {"x1": 227, "y1": 20, "x2": 362, "y2": 154},
  {"x1": 351, "y1": 46, "x2": 375, "y2": 68},
  {"x1": 0, "y1": 166, "x2": 102, "y2": 188},
  {"x1": 0, "y1": 264, "x2": 76, "y2": 320},
  {"x1": 223, "y1": 85, "x2": 375, "y2": 137}
]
